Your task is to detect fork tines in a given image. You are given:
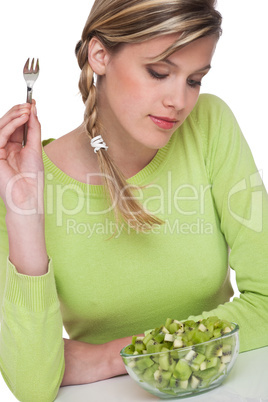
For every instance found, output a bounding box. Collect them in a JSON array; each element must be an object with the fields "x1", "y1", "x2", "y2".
[{"x1": 23, "y1": 58, "x2": 39, "y2": 74}]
